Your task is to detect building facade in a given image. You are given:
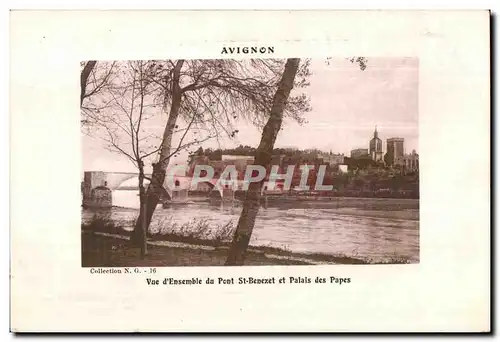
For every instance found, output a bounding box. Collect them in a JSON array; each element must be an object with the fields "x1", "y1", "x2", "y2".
[
  {"x1": 319, "y1": 152, "x2": 345, "y2": 166},
  {"x1": 404, "y1": 150, "x2": 419, "y2": 171},
  {"x1": 386, "y1": 137, "x2": 405, "y2": 166},
  {"x1": 350, "y1": 148, "x2": 369, "y2": 158},
  {"x1": 221, "y1": 155, "x2": 255, "y2": 162}
]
